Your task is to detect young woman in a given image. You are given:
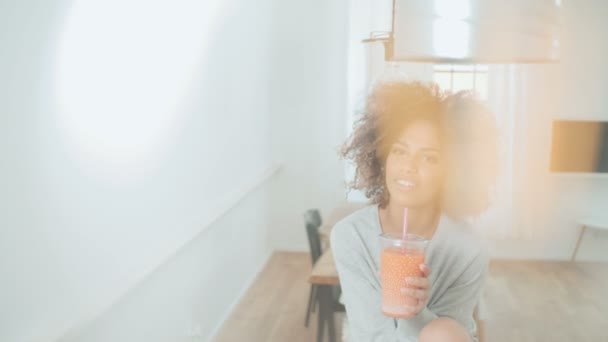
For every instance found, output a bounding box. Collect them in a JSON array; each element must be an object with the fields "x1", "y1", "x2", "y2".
[{"x1": 331, "y1": 81, "x2": 497, "y2": 342}]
